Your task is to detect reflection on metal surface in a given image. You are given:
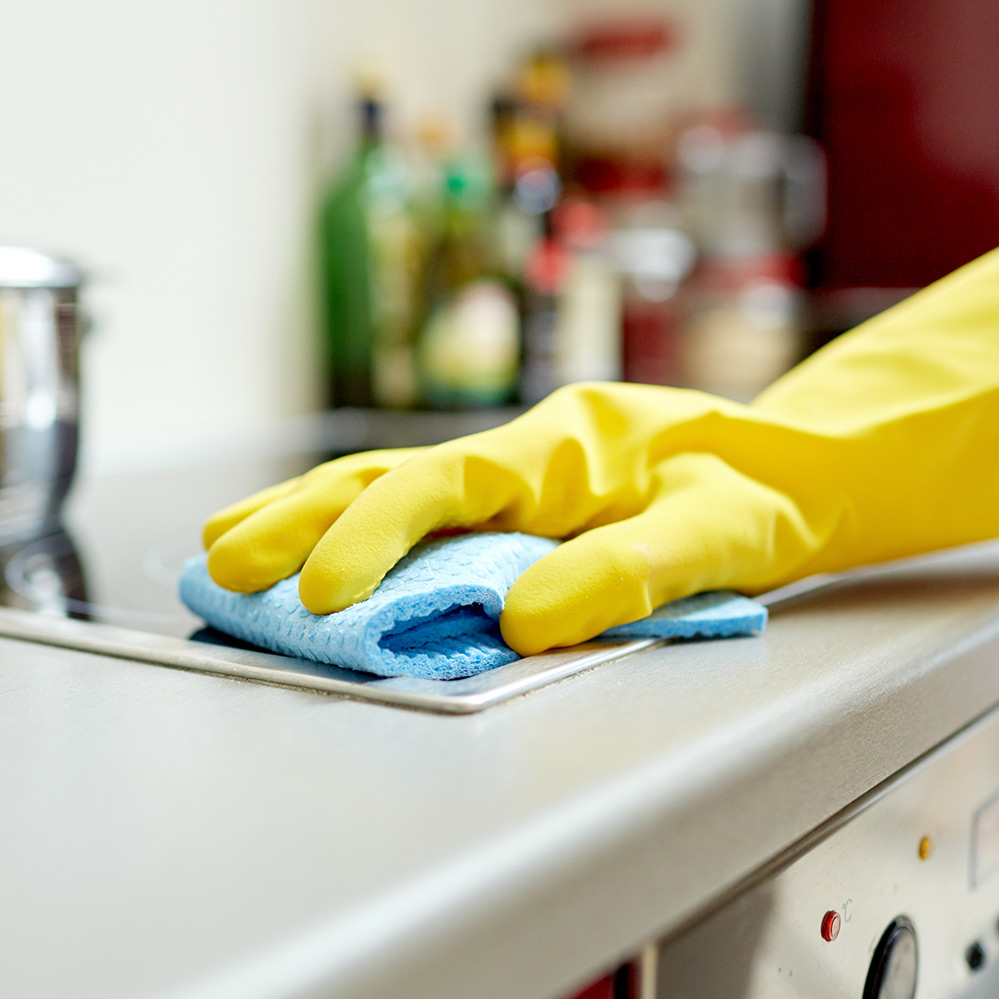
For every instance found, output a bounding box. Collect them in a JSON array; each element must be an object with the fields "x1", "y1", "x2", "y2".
[
  {"x1": 758, "y1": 541, "x2": 999, "y2": 610},
  {"x1": 971, "y1": 792, "x2": 999, "y2": 888},
  {"x1": 0, "y1": 528, "x2": 88, "y2": 617},
  {"x1": 0, "y1": 247, "x2": 84, "y2": 544},
  {"x1": 0, "y1": 604, "x2": 661, "y2": 712},
  {"x1": 2, "y1": 529, "x2": 186, "y2": 626}
]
